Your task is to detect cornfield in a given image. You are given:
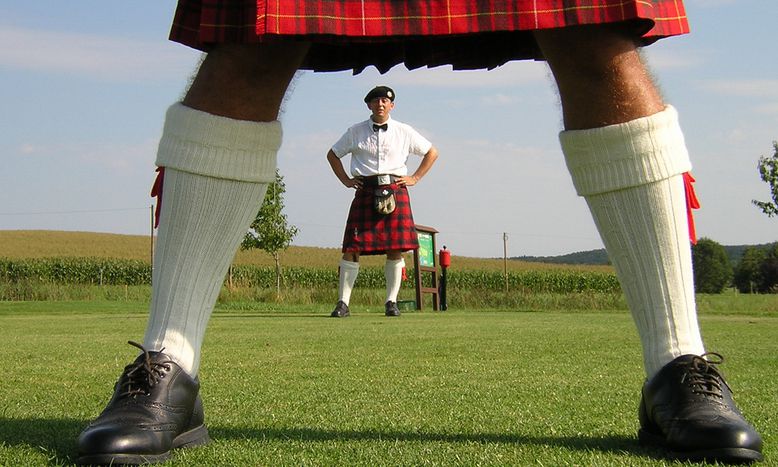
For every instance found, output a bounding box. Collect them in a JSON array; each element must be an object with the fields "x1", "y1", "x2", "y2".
[
  {"x1": 1, "y1": 258, "x2": 620, "y2": 294},
  {"x1": 0, "y1": 258, "x2": 151, "y2": 286}
]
